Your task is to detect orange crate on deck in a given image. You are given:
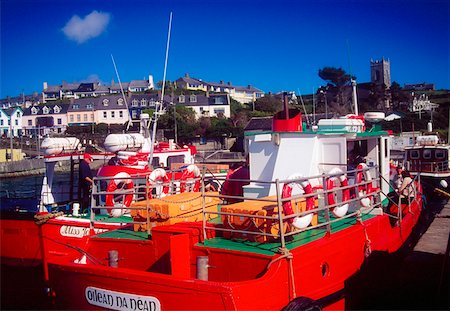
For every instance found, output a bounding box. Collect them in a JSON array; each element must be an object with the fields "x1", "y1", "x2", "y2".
[{"x1": 131, "y1": 192, "x2": 221, "y2": 232}]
